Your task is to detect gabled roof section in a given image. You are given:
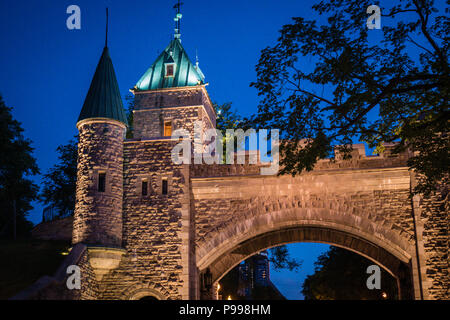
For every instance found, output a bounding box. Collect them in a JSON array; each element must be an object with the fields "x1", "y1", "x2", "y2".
[
  {"x1": 78, "y1": 46, "x2": 128, "y2": 126},
  {"x1": 134, "y1": 39, "x2": 205, "y2": 91}
]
